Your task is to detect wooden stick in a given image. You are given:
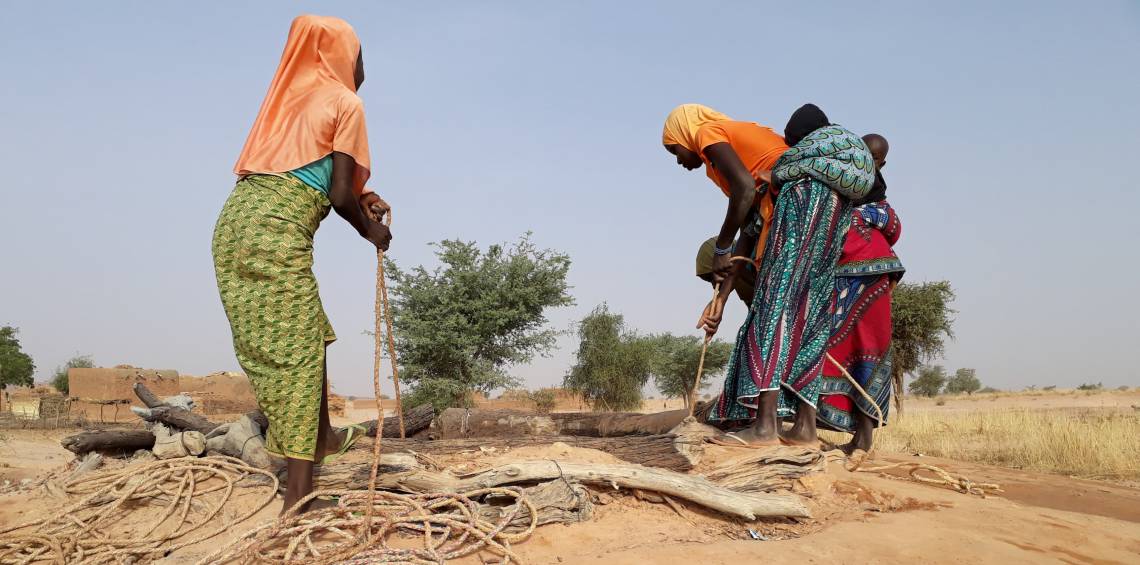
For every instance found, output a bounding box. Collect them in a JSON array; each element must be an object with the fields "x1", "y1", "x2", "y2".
[{"x1": 689, "y1": 283, "x2": 719, "y2": 417}]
